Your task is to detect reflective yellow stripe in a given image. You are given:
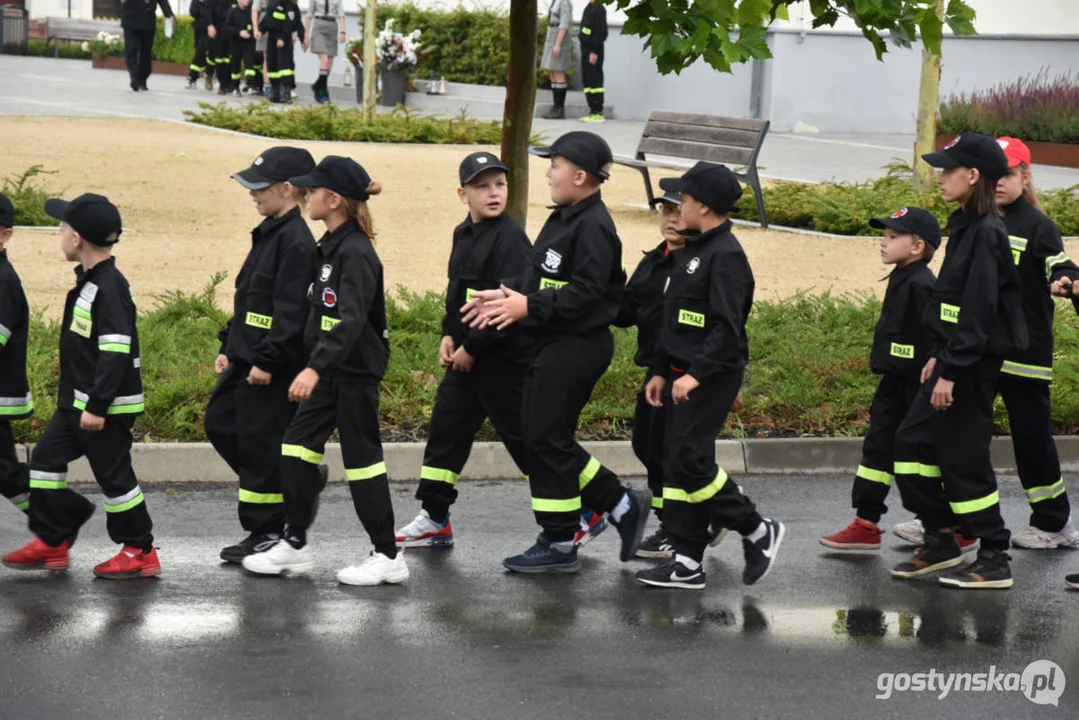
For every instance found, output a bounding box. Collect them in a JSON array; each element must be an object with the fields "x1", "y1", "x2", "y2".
[
  {"x1": 539, "y1": 277, "x2": 567, "y2": 290},
  {"x1": 678, "y1": 309, "x2": 705, "y2": 328},
  {"x1": 581, "y1": 26, "x2": 592, "y2": 34},
  {"x1": 98, "y1": 343, "x2": 131, "y2": 354},
  {"x1": 651, "y1": 495, "x2": 663, "y2": 509},
  {"x1": 856, "y1": 465, "x2": 893, "y2": 486},
  {"x1": 940, "y1": 303, "x2": 959, "y2": 323},
  {"x1": 950, "y1": 490, "x2": 999, "y2": 515},
  {"x1": 245, "y1": 312, "x2": 273, "y2": 330},
  {"x1": 894, "y1": 461, "x2": 942, "y2": 478},
  {"x1": 105, "y1": 491, "x2": 145, "y2": 514},
  {"x1": 1026, "y1": 478, "x2": 1066, "y2": 504},
  {"x1": 1009, "y1": 235, "x2": 1027, "y2": 265},
  {"x1": 578, "y1": 456, "x2": 601, "y2": 490},
  {"x1": 29, "y1": 479, "x2": 67, "y2": 490},
  {"x1": 272, "y1": 11, "x2": 285, "y2": 18},
  {"x1": 1001, "y1": 360, "x2": 1052, "y2": 382},
  {"x1": 1046, "y1": 251, "x2": 1071, "y2": 280},
  {"x1": 421, "y1": 466, "x2": 459, "y2": 485},
  {"x1": 239, "y1": 489, "x2": 284, "y2": 504},
  {"x1": 889, "y1": 343, "x2": 914, "y2": 360},
  {"x1": 531, "y1": 496, "x2": 582, "y2": 512},
  {"x1": 15, "y1": 500, "x2": 28, "y2": 512},
  {"x1": 583, "y1": 87, "x2": 606, "y2": 93},
  {"x1": 346, "y1": 462, "x2": 387, "y2": 481},
  {"x1": 663, "y1": 468, "x2": 728, "y2": 503},
  {"x1": 321, "y1": 316, "x2": 341, "y2": 331},
  {"x1": 281, "y1": 444, "x2": 324, "y2": 465}
]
